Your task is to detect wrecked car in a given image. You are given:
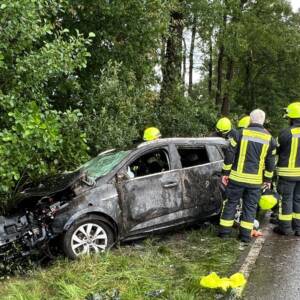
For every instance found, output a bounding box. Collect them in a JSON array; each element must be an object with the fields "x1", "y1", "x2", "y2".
[{"x1": 0, "y1": 137, "x2": 227, "y2": 260}]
